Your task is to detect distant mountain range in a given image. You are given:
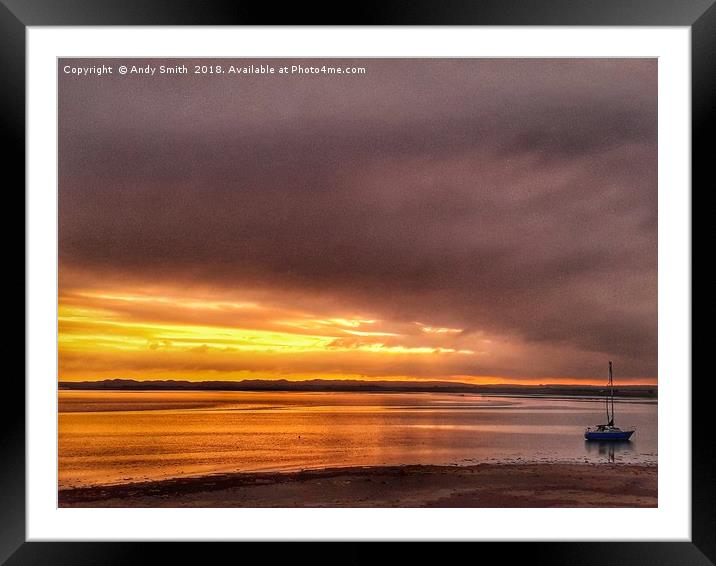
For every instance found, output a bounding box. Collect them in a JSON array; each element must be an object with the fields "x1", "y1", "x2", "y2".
[{"x1": 58, "y1": 378, "x2": 657, "y2": 398}]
